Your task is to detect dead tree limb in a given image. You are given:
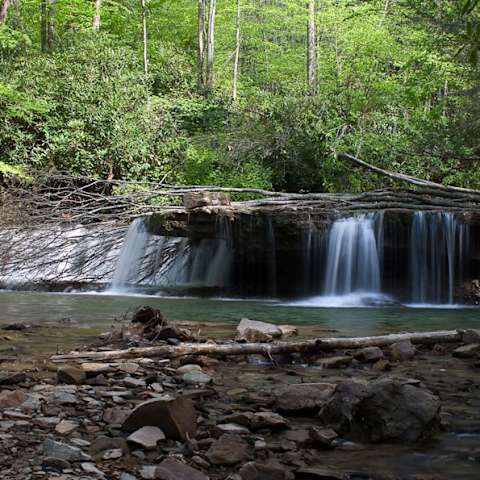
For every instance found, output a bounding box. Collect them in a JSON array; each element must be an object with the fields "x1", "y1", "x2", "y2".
[{"x1": 51, "y1": 329, "x2": 463, "y2": 362}]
